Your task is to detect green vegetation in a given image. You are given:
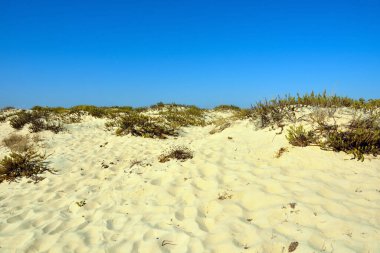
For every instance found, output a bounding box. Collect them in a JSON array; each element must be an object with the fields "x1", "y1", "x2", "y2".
[
  {"x1": 9, "y1": 110, "x2": 64, "y2": 133},
  {"x1": 286, "y1": 113, "x2": 380, "y2": 161},
  {"x1": 250, "y1": 91, "x2": 380, "y2": 129},
  {"x1": 158, "y1": 146, "x2": 193, "y2": 163},
  {"x1": 0, "y1": 148, "x2": 53, "y2": 183},
  {"x1": 286, "y1": 125, "x2": 316, "y2": 147},
  {"x1": 115, "y1": 112, "x2": 178, "y2": 139},
  {"x1": 2, "y1": 92, "x2": 380, "y2": 160},
  {"x1": 322, "y1": 115, "x2": 380, "y2": 161}
]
